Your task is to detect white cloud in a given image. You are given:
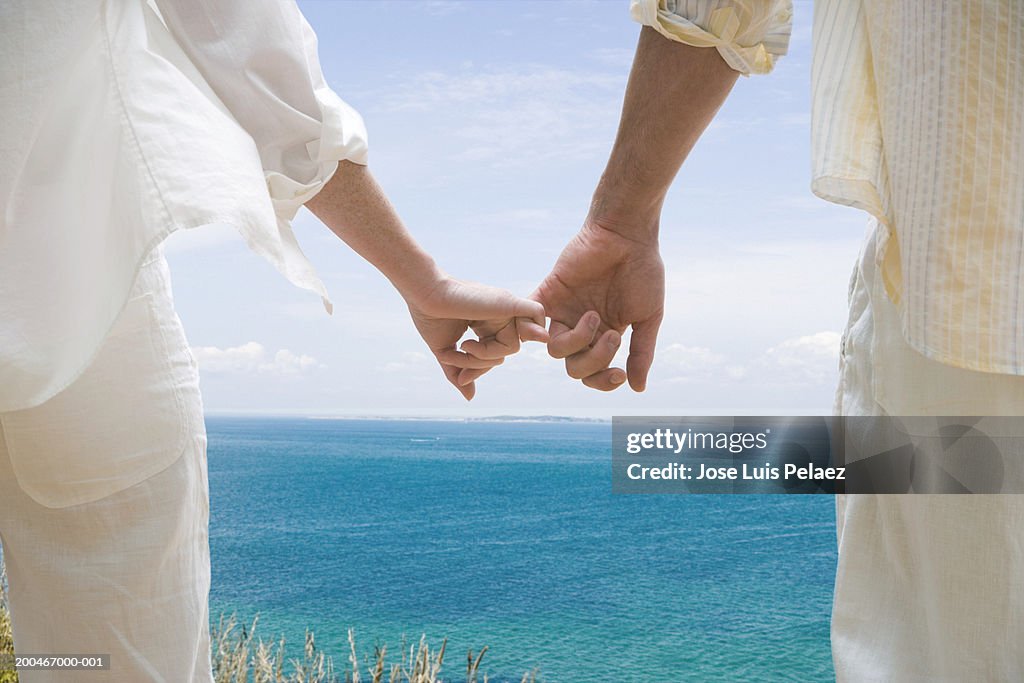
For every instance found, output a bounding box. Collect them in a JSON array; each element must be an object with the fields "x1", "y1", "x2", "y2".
[
  {"x1": 473, "y1": 207, "x2": 556, "y2": 227},
  {"x1": 382, "y1": 351, "x2": 431, "y2": 373},
  {"x1": 191, "y1": 342, "x2": 323, "y2": 375},
  {"x1": 654, "y1": 332, "x2": 839, "y2": 387},
  {"x1": 589, "y1": 47, "x2": 635, "y2": 68},
  {"x1": 706, "y1": 116, "x2": 772, "y2": 136},
  {"x1": 659, "y1": 343, "x2": 729, "y2": 383},
  {"x1": 779, "y1": 111, "x2": 811, "y2": 126},
  {"x1": 366, "y1": 65, "x2": 624, "y2": 167},
  {"x1": 422, "y1": 0, "x2": 466, "y2": 15},
  {"x1": 760, "y1": 331, "x2": 841, "y2": 383},
  {"x1": 267, "y1": 348, "x2": 322, "y2": 375},
  {"x1": 376, "y1": 67, "x2": 621, "y2": 111},
  {"x1": 466, "y1": 207, "x2": 580, "y2": 237}
]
